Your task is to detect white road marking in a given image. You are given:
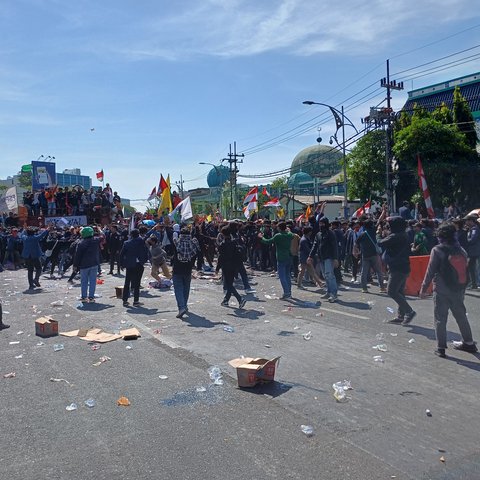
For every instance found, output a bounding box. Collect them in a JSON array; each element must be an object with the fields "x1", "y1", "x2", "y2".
[{"x1": 319, "y1": 307, "x2": 370, "y2": 320}]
